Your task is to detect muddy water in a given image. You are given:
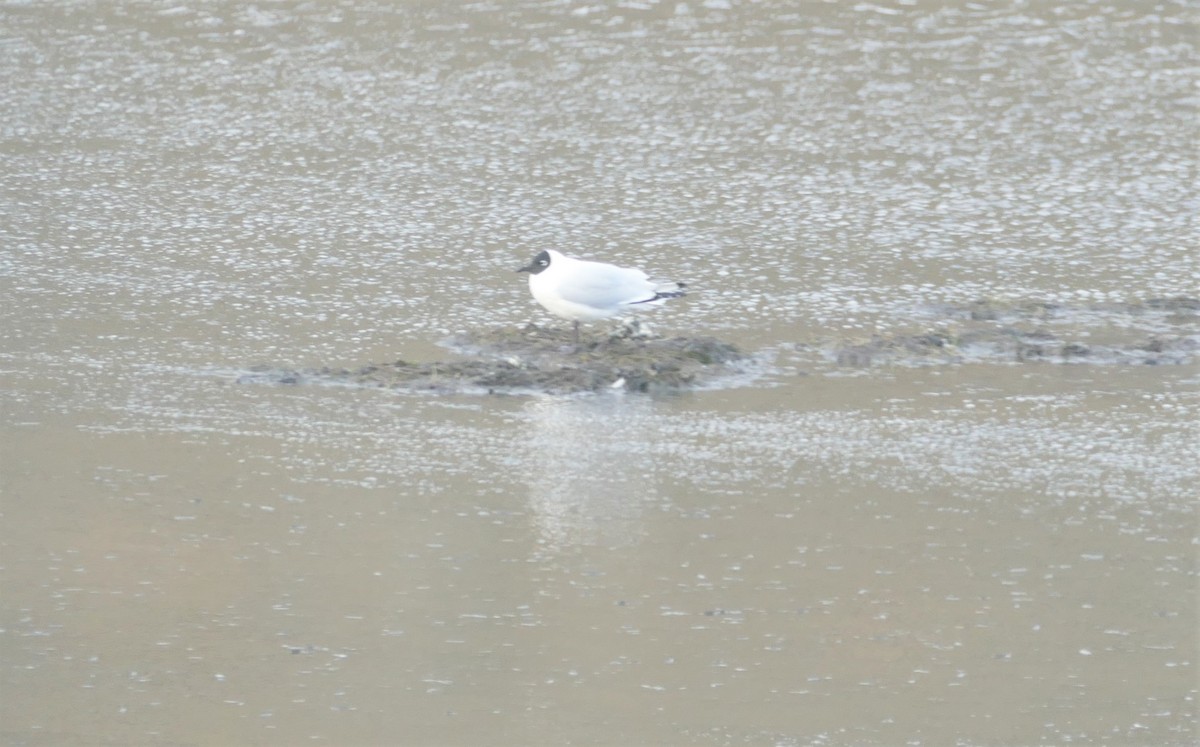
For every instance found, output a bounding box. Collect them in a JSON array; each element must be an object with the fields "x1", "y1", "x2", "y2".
[{"x1": 2, "y1": 1, "x2": 1197, "y2": 745}]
